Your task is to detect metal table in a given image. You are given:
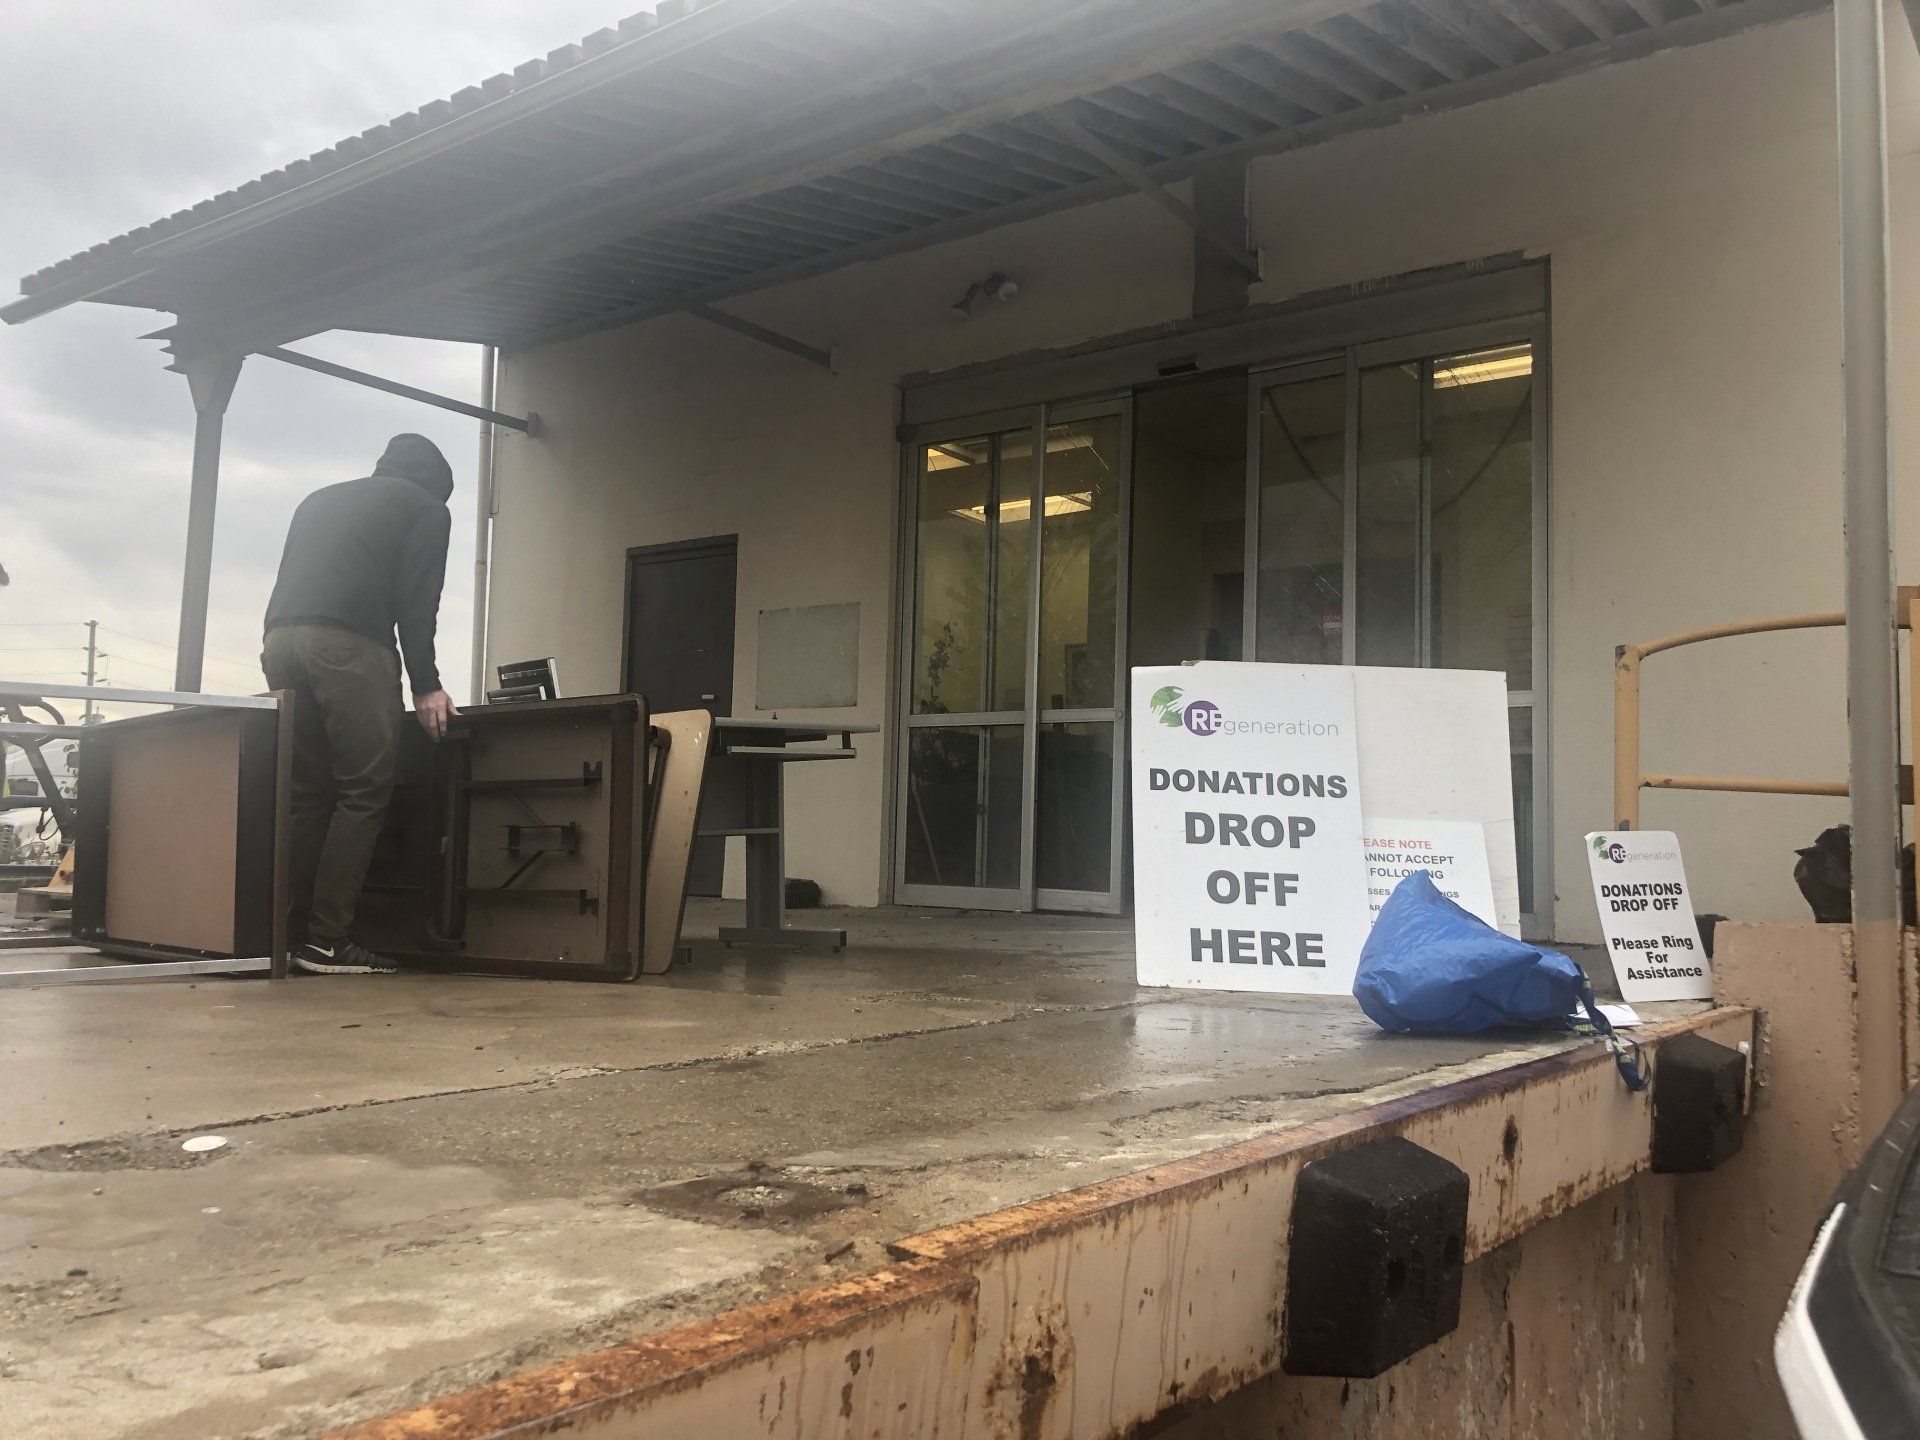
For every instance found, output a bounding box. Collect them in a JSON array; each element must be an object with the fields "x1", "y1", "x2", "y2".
[{"x1": 699, "y1": 718, "x2": 877, "y2": 950}]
